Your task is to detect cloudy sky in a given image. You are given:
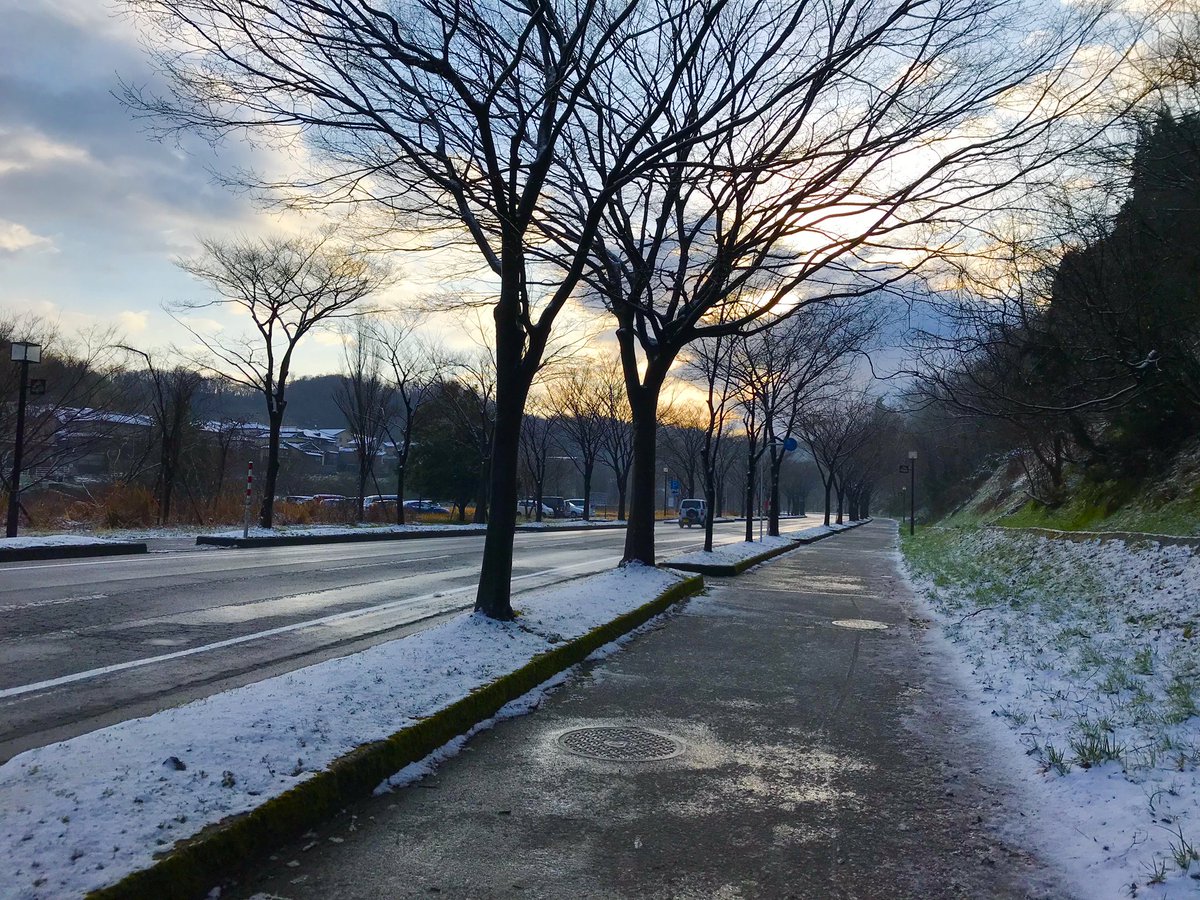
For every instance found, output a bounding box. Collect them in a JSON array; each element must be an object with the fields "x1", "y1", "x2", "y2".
[{"x1": 0, "y1": 1, "x2": 415, "y2": 373}]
